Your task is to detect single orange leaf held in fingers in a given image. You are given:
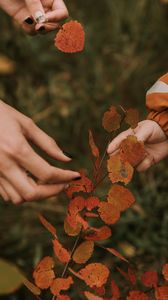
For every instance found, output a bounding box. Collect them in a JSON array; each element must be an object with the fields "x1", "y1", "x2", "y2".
[
  {"x1": 33, "y1": 256, "x2": 55, "y2": 289},
  {"x1": 107, "y1": 154, "x2": 134, "y2": 184},
  {"x1": 141, "y1": 271, "x2": 158, "y2": 288},
  {"x1": 53, "y1": 239, "x2": 71, "y2": 264},
  {"x1": 50, "y1": 276, "x2": 73, "y2": 296},
  {"x1": 124, "y1": 108, "x2": 139, "y2": 129},
  {"x1": 120, "y1": 135, "x2": 146, "y2": 167},
  {"x1": 102, "y1": 106, "x2": 122, "y2": 133},
  {"x1": 85, "y1": 226, "x2": 112, "y2": 241},
  {"x1": 98, "y1": 202, "x2": 120, "y2": 225},
  {"x1": 162, "y1": 264, "x2": 168, "y2": 281},
  {"x1": 55, "y1": 20, "x2": 85, "y2": 53},
  {"x1": 126, "y1": 290, "x2": 149, "y2": 300},
  {"x1": 107, "y1": 184, "x2": 135, "y2": 212},
  {"x1": 73, "y1": 241, "x2": 94, "y2": 264}
]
